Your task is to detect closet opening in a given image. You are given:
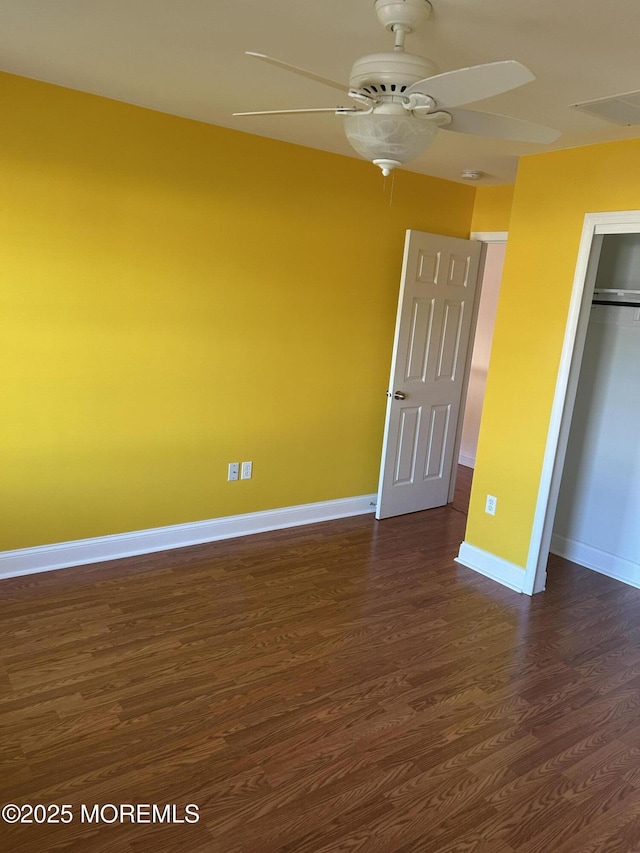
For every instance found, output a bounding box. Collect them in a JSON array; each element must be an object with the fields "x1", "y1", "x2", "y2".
[
  {"x1": 550, "y1": 234, "x2": 640, "y2": 587},
  {"x1": 526, "y1": 212, "x2": 640, "y2": 595}
]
